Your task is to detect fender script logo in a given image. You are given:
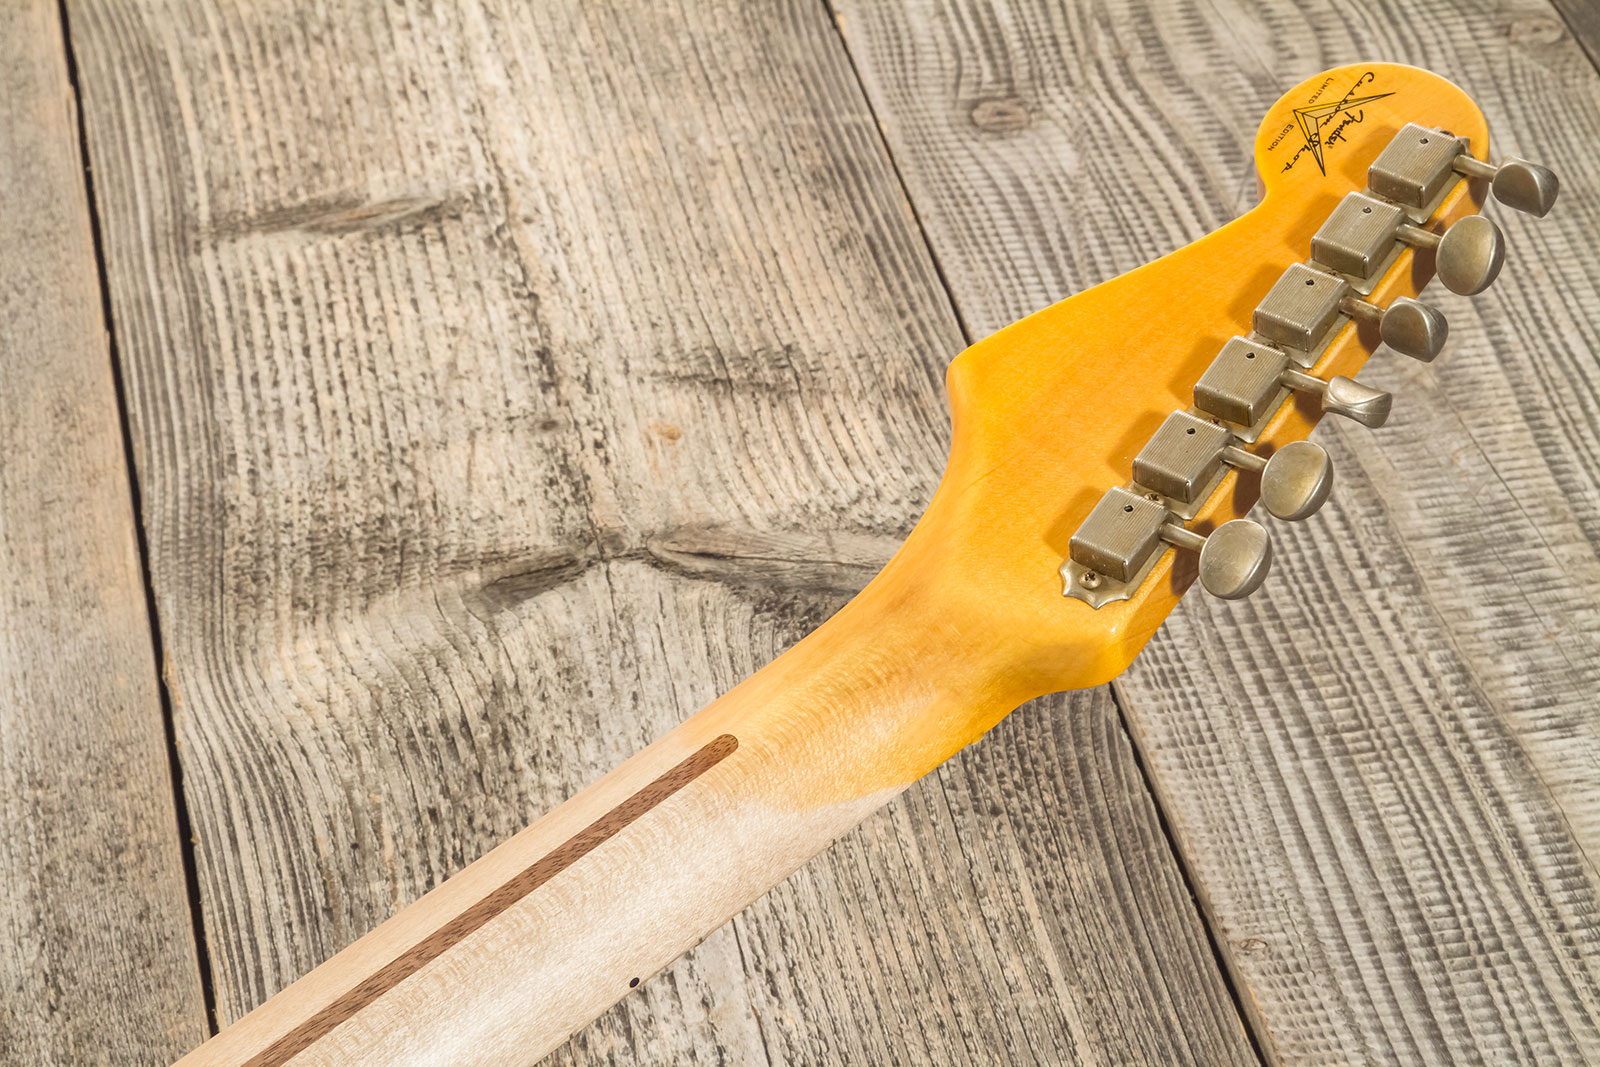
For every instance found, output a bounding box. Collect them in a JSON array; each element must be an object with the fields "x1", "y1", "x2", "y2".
[{"x1": 1282, "y1": 71, "x2": 1393, "y2": 175}]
